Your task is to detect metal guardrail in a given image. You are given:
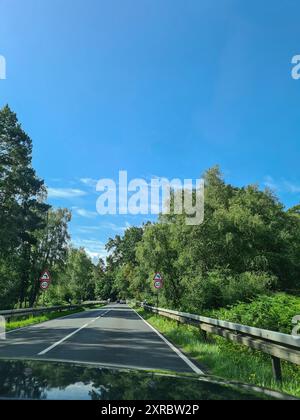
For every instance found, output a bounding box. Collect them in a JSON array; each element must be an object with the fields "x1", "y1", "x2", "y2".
[
  {"x1": 142, "y1": 304, "x2": 300, "y2": 383},
  {"x1": 0, "y1": 301, "x2": 108, "y2": 322}
]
